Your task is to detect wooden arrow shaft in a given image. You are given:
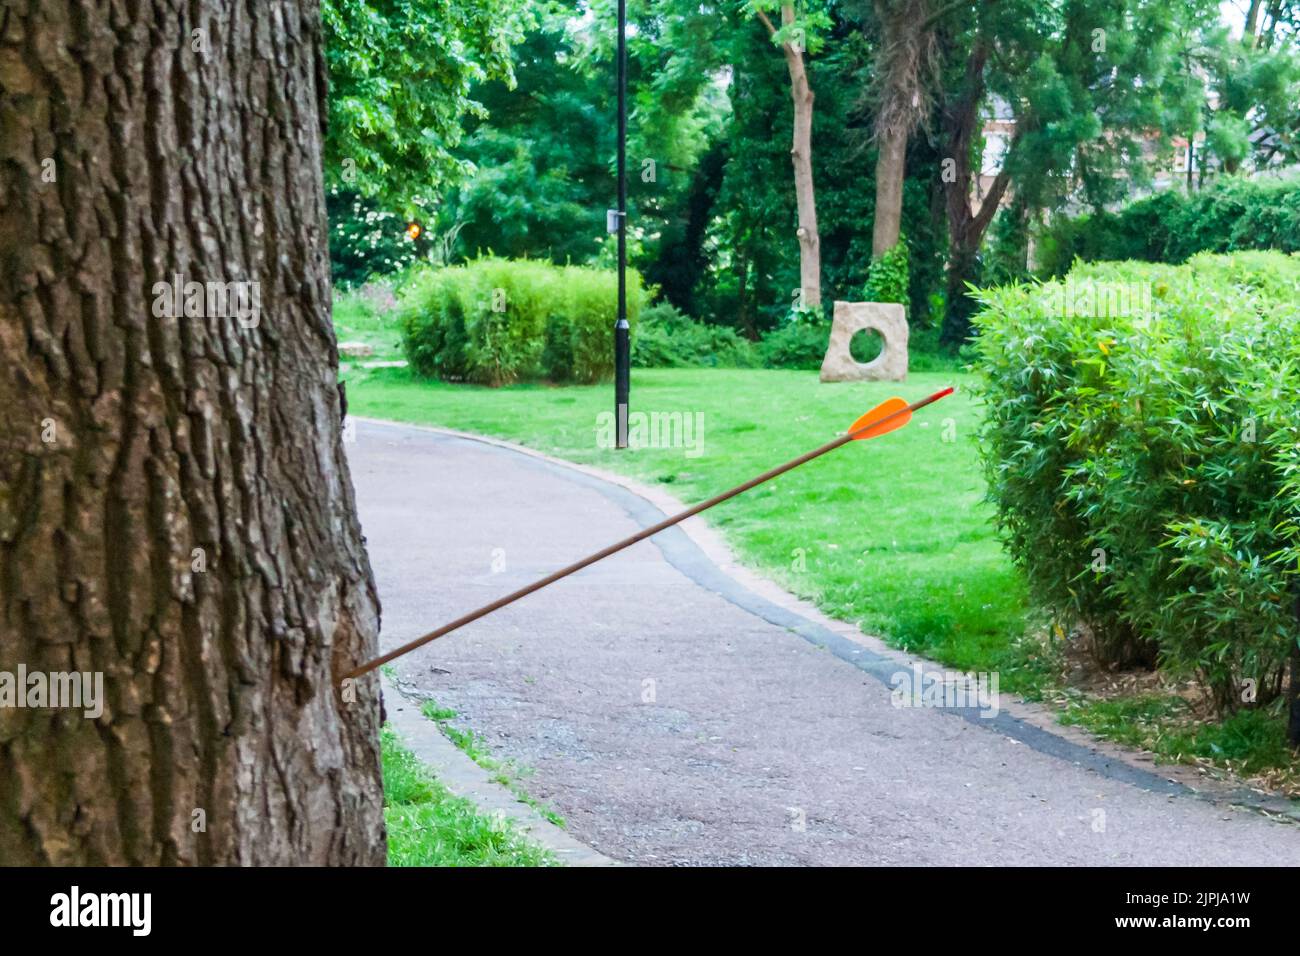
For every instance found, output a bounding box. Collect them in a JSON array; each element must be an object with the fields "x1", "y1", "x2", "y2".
[{"x1": 344, "y1": 385, "x2": 954, "y2": 681}]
